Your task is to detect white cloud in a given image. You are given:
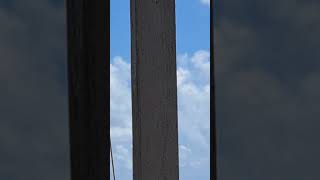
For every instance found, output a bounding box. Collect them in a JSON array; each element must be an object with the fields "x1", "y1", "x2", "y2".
[
  {"x1": 179, "y1": 145, "x2": 192, "y2": 167},
  {"x1": 110, "y1": 56, "x2": 132, "y2": 143},
  {"x1": 179, "y1": 144, "x2": 209, "y2": 169},
  {"x1": 110, "y1": 127, "x2": 132, "y2": 142},
  {"x1": 177, "y1": 50, "x2": 210, "y2": 149},
  {"x1": 114, "y1": 145, "x2": 133, "y2": 170},
  {"x1": 200, "y1": 0, "x2": 210, "y2": 7},
  {"x1": 177, "y1": 67, "x2": 190, "y2": 87},
  {"x1": 191, "y1": 50, "x2": 210, "y2": 81},
  {"x1": 110, "y1": 56, "x2": 133, "y2": 178}
]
